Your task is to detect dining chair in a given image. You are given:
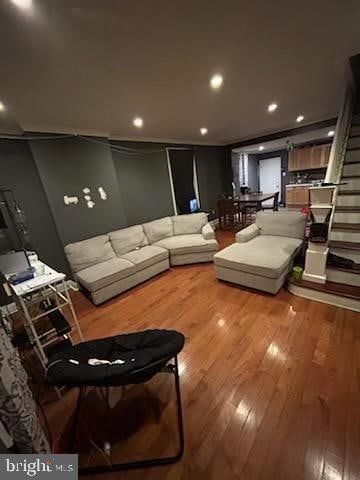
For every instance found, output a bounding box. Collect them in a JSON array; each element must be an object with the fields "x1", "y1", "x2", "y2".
[
  {"x1": 218, "y1": 199, "x2": 240, "y2": 230},
  {"x1": 262, "y1": 192, "x2": 279, "y2": 212},
  {"x1": 240, "y1": 191, "x2": 263, "y2": 225}
]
